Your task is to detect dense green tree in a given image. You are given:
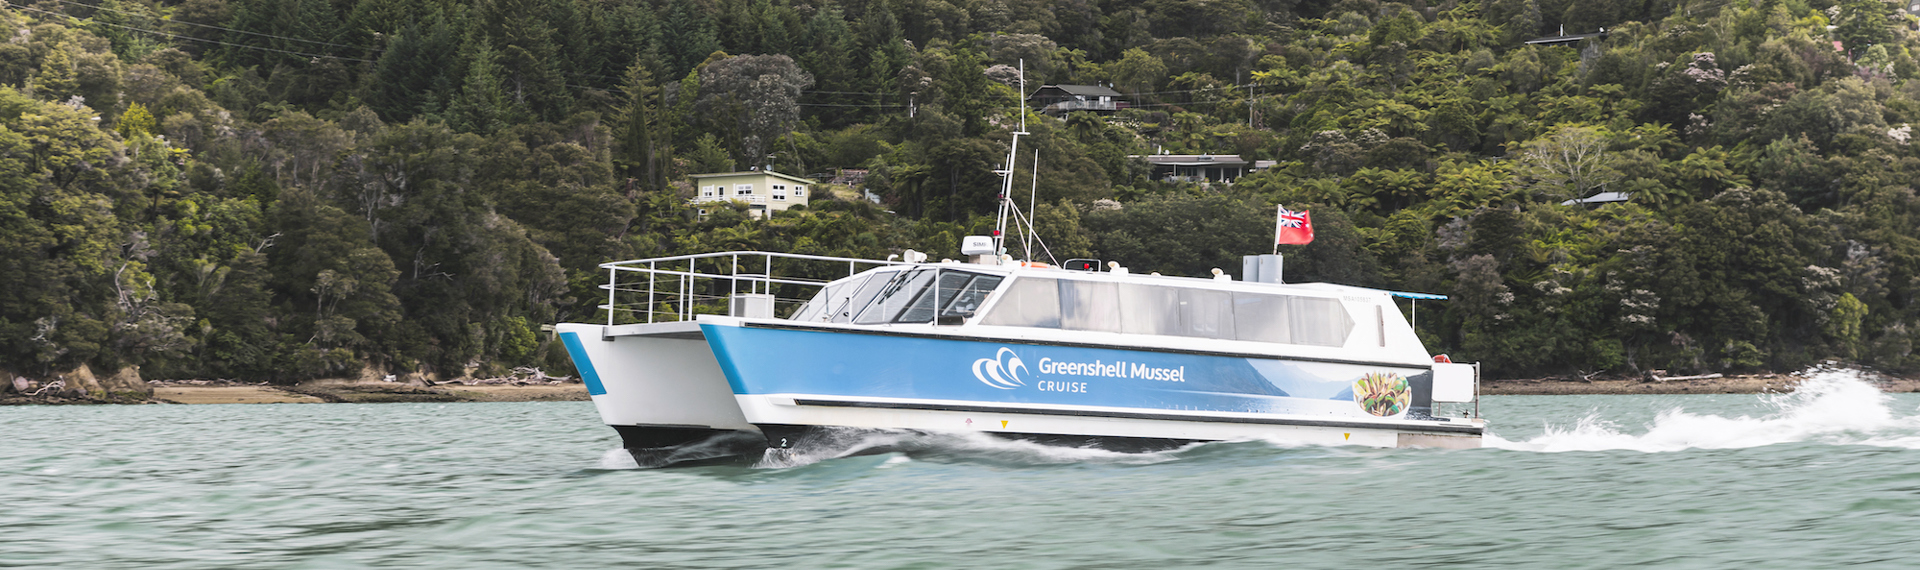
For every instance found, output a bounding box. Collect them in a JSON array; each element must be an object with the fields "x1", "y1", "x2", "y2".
[
  {"x1": 368, "y1": 14, "x2": 458, "y2": 123},
  {"x1": 663, "y1": 0, "x2": 723, "y2": 78},
  {"x1": 475, "y1": 0, "x2": 571, "y2": 123},
  {"x1": 695, "y1": 54, "x2": 814, "y2": 168},
  {"x1": 613, "y1": 58, "x2": 667, "y2": 190}
]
